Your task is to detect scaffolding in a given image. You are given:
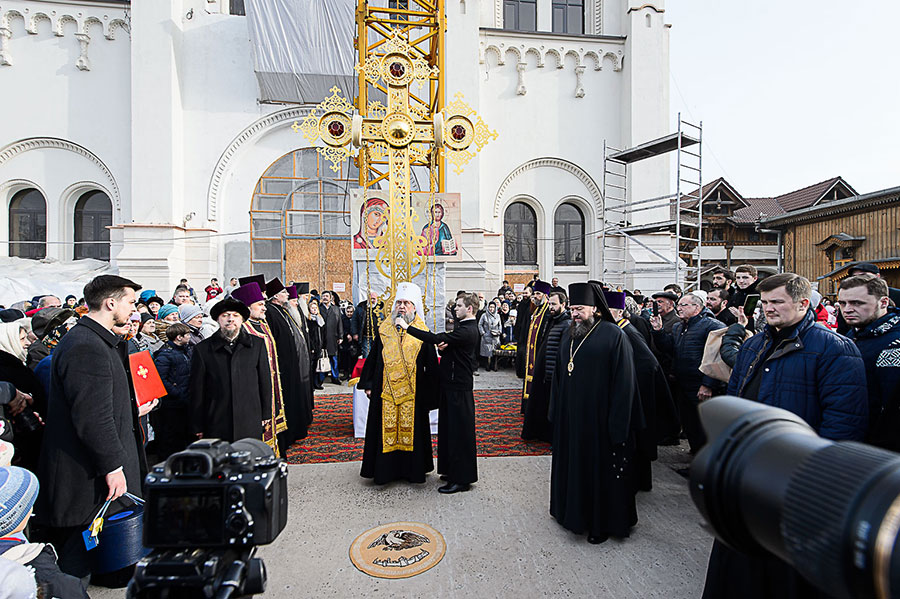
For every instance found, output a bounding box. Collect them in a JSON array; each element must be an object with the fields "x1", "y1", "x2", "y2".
[{"x1": 600, "y1": 113, "x2": 704, "y2": 290}]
